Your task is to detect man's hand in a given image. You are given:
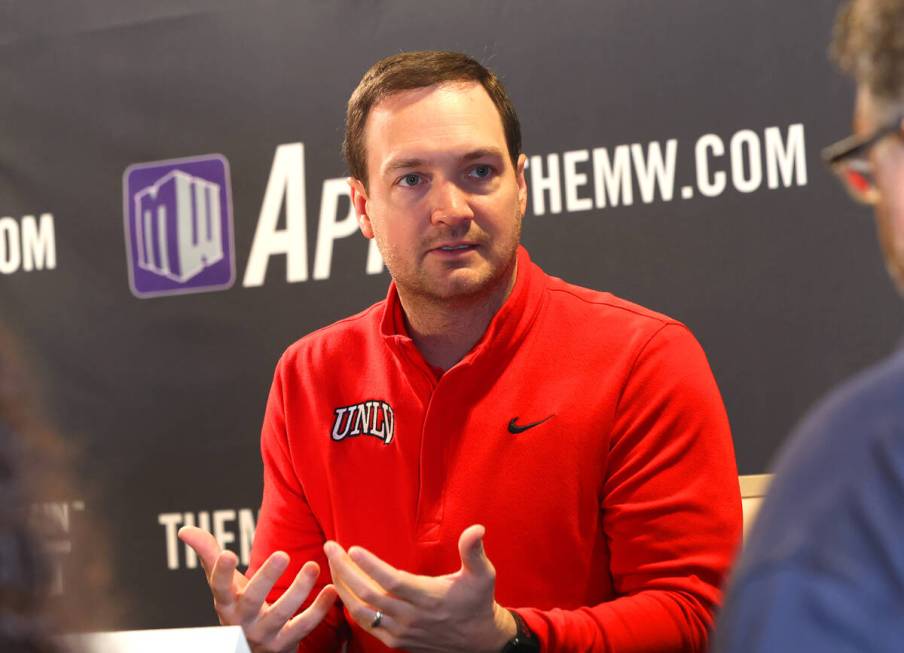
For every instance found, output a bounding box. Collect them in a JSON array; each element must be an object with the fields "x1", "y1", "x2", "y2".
[
  {"x1": 178, "y1": 526, "x2": 338, "y2": 653},
  {"x1": 324, "y1": 524, "x2": 517, "y2": 653}
]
